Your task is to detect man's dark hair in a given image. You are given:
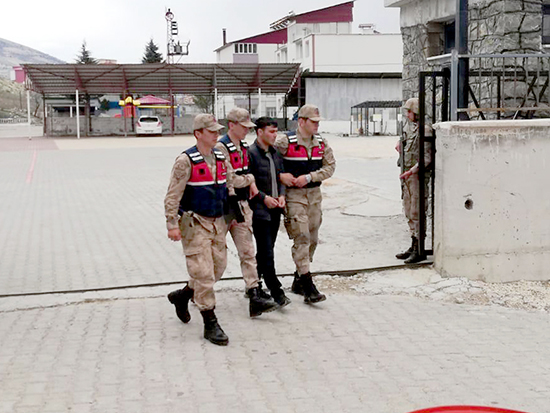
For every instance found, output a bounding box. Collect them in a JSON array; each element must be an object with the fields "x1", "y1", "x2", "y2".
[{"x1": 255, "y1": 117, "x2": 278, "y2": 132}]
